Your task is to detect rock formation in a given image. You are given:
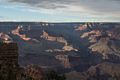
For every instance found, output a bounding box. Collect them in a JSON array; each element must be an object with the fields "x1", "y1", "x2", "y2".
[
  {"x1": 55, "y1": 54, "x2": 71, "y2": 68},
  {"x1": 41, "y1": 30, "x2": 68, "y2": 45},
  {"x1": 0, "y1": 32, "x2": 13, "y2": 43},
  {"x1": 25, "y1": 65, "x2": 44, "y2": 80},
  {"x1": 12, "y1": 25, "x2": 31, "y2": 41}
]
